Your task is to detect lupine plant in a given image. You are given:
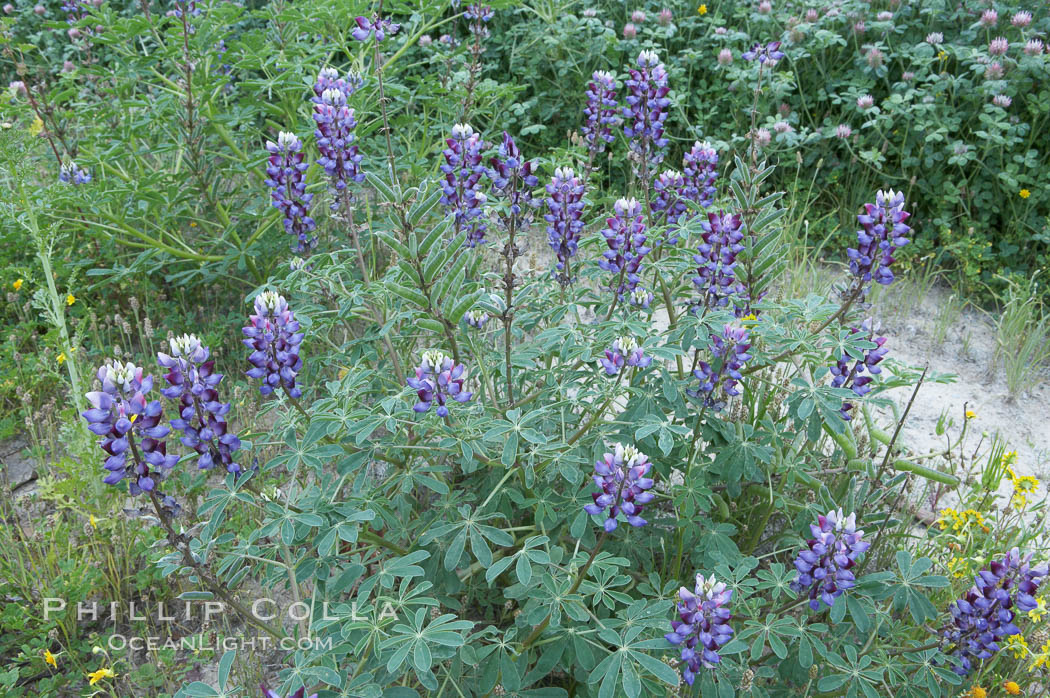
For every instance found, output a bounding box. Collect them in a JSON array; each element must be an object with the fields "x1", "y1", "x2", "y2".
[{"x1": 7, "y1": 2, "x2": 1050, "y2": 697}]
